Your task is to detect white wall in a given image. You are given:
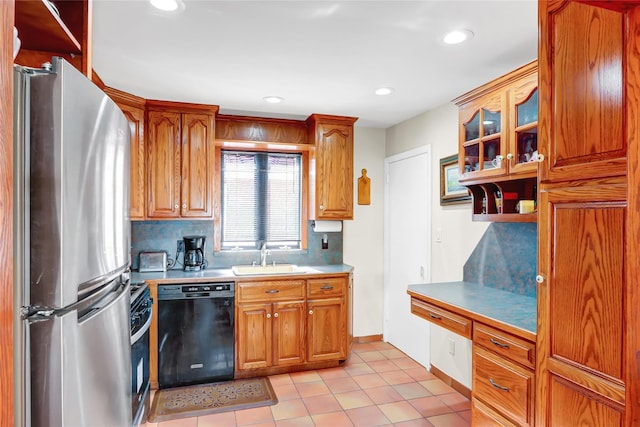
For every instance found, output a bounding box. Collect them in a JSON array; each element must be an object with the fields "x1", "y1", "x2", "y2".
[
  {"x1": 385, "y1": 102, "x2": 488, "y2": 282},
  {"x1": 343, "y1": 126, "x2": 386, "y2": 337},
  {"x1": 385, "y1": 102, "x2": 488, "y2": 386}
]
